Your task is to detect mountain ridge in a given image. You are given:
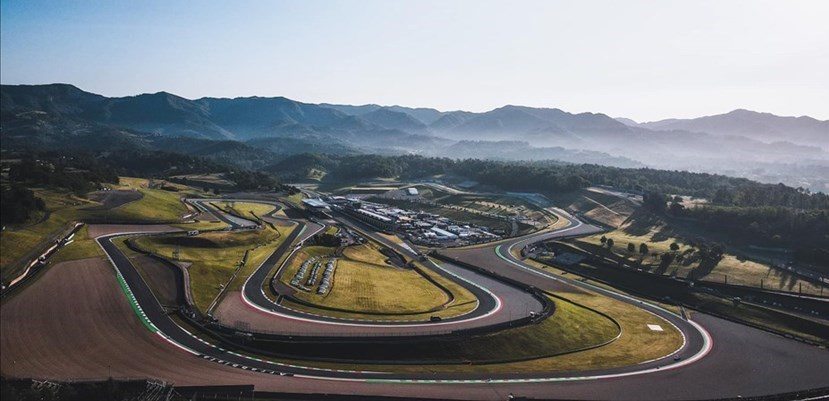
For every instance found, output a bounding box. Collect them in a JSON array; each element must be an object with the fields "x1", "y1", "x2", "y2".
[{"x1": 2, "y1": 83, "x2": 827, "y2": 191}]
